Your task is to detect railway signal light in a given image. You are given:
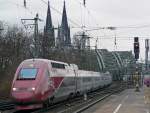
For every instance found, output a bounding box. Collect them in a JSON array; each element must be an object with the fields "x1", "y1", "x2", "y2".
[{"x1": 134, "y1": 37, "x2": 140, "y2": 60}]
